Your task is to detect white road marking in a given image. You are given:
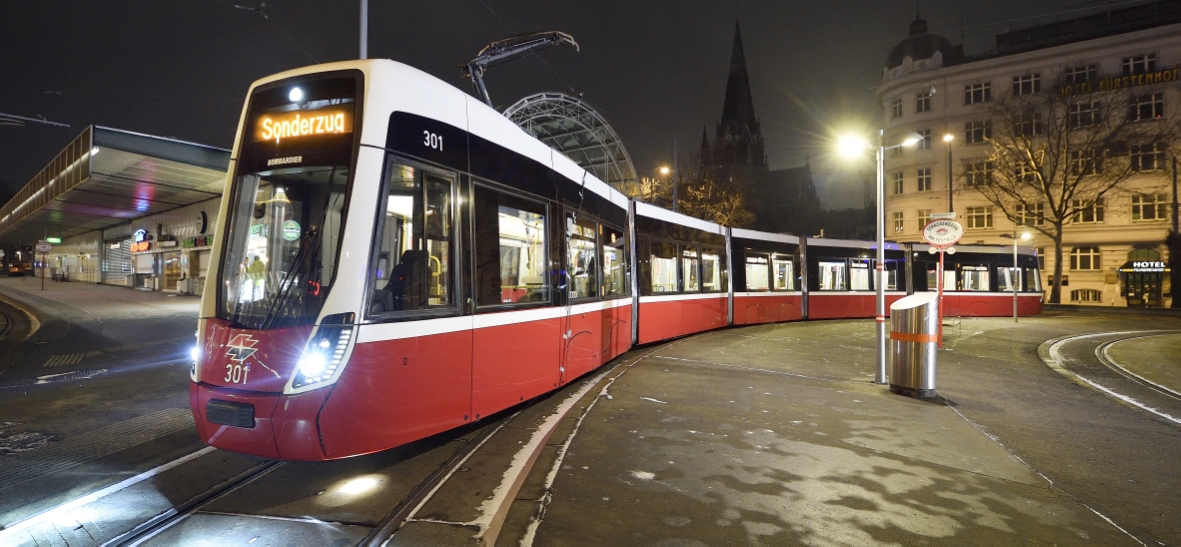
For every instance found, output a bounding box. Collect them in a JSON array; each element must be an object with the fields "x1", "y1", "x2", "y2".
[{"x1": 638, "y1": 397, "x2": 667, "y2": 404}]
